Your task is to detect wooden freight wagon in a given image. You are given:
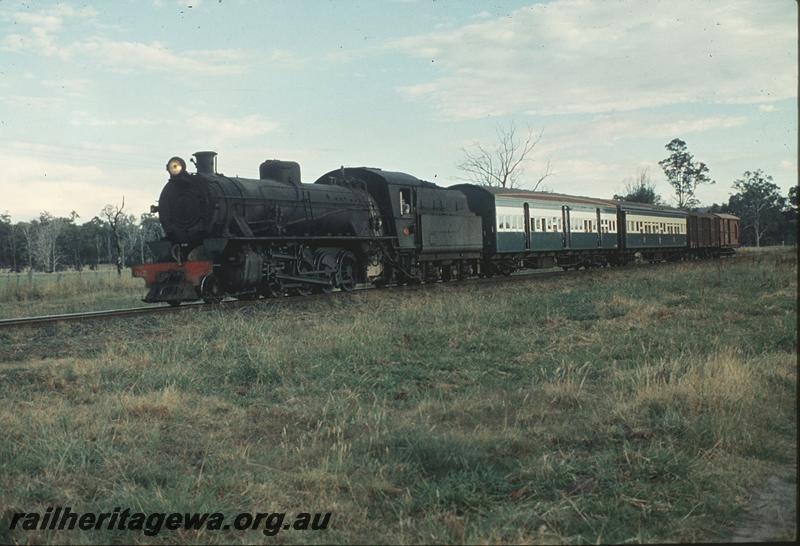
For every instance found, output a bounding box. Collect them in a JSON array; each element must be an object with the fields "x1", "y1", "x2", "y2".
[
  {"x1": 687, "y1": 213, "x2": 719, "y2": 250},
  {"x1": 715, "y1": 213, "x2": 740, "y2": 248}
]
